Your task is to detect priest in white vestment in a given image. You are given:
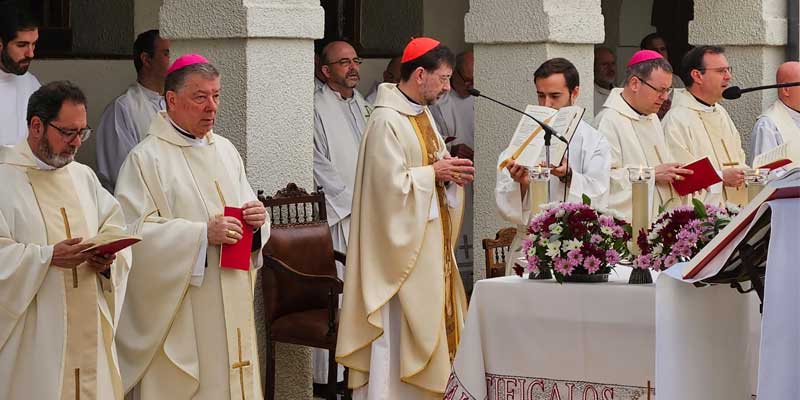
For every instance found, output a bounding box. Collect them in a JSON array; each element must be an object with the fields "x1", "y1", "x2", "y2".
[
  {"x1": 593, "y1": 47, "x2": 616, "y2": 115},
  {"x1": 114, "y1": 55, "x2": 269, "y2": 400},
  {"x1": 751, "y1": 61, "x2": 800, "y2": 158},
  {"x1": 96, "y1": 30, "x2": 170, "y2": 192},
  {"x1": 497, "y1": 58, "x2": 611, "y2": 275},
  {"x1": 663, "y1": 46, "x2": 748, "y2": 206},
  {"x1": 312, "y1": 40, "x2": 369, "y2": 385},
  {"x1": 0, "y1": 81, "x2": 130, "y2": 400},
  {"x1": 365, "y1": 56, "x2": 401, "y2": 104},
  {"x1": 336, "y1": 38, "x2": 471, "y2": 400},
  {"x1": 594, "y1": 50, "x2": 692, "y2": 222},
  {"x1": 0, "y1": 11, "x2": 40, "y2": 146}
]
